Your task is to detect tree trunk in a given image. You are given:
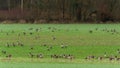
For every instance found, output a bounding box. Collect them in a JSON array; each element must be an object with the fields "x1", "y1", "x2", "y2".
[{"x1": 7, "y1": 0, "x2": 10, "y2": 11}]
